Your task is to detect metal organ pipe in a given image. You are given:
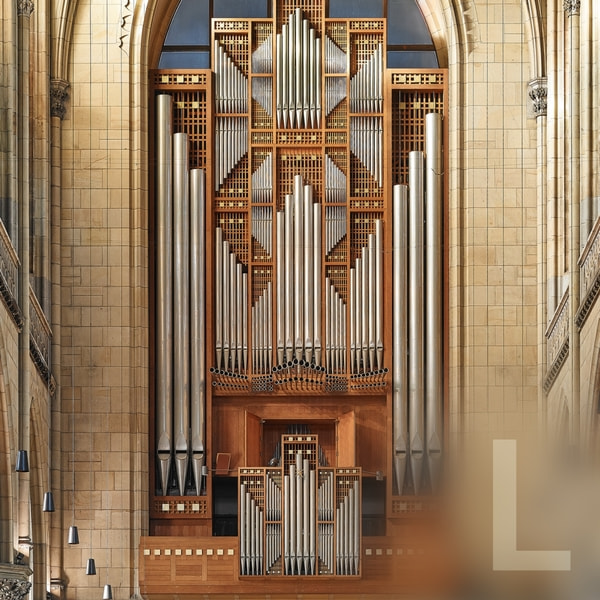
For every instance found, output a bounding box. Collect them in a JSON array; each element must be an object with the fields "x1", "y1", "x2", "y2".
[
  {"x1": 173, "y1": 132, "x2": 190, "y2": 496},
  {"x1": 190, "y1": 168, "x2": 206, "y2": 495},
  {"x1": 425, "y1": 112, "x2": 443, "y2": 490},
  {"x1": 408, "y1": 151, "x2": 425, "y2": 494},
  {"x1": 156, "y1": 94, "x2": 173, "y2": 496},
  {"x1": 392, "y1": 185, "x2": 409, "y2": 495}
]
